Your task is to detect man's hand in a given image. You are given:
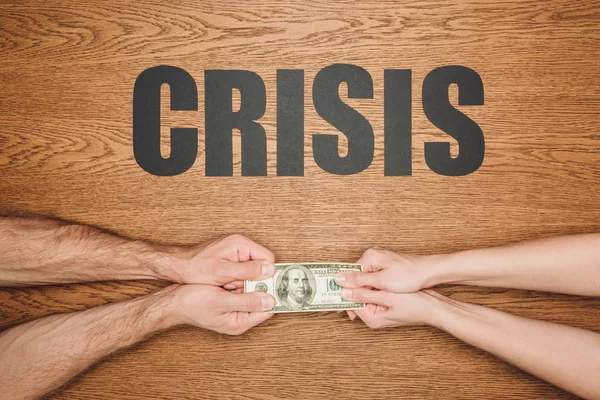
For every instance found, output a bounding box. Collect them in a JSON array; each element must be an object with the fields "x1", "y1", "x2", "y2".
[
  {"x1": 0, "y1": 218, "x2": 276, "y2": 288},
  {"x1": 0, "y1": 283, "x2": 276, "y2": 400},
  {"x1": 161, "y1": 234, "x2": 276, "y2": 288},
  {"x1": 334, "y1": 248, "x2": 438, "y2": 294},
  {"x1": 339, "y1": 287, "x2": 438, "y2": 328},
  {"x1": 168, "y1": 284, "x2": 276, "y2": 335}
]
